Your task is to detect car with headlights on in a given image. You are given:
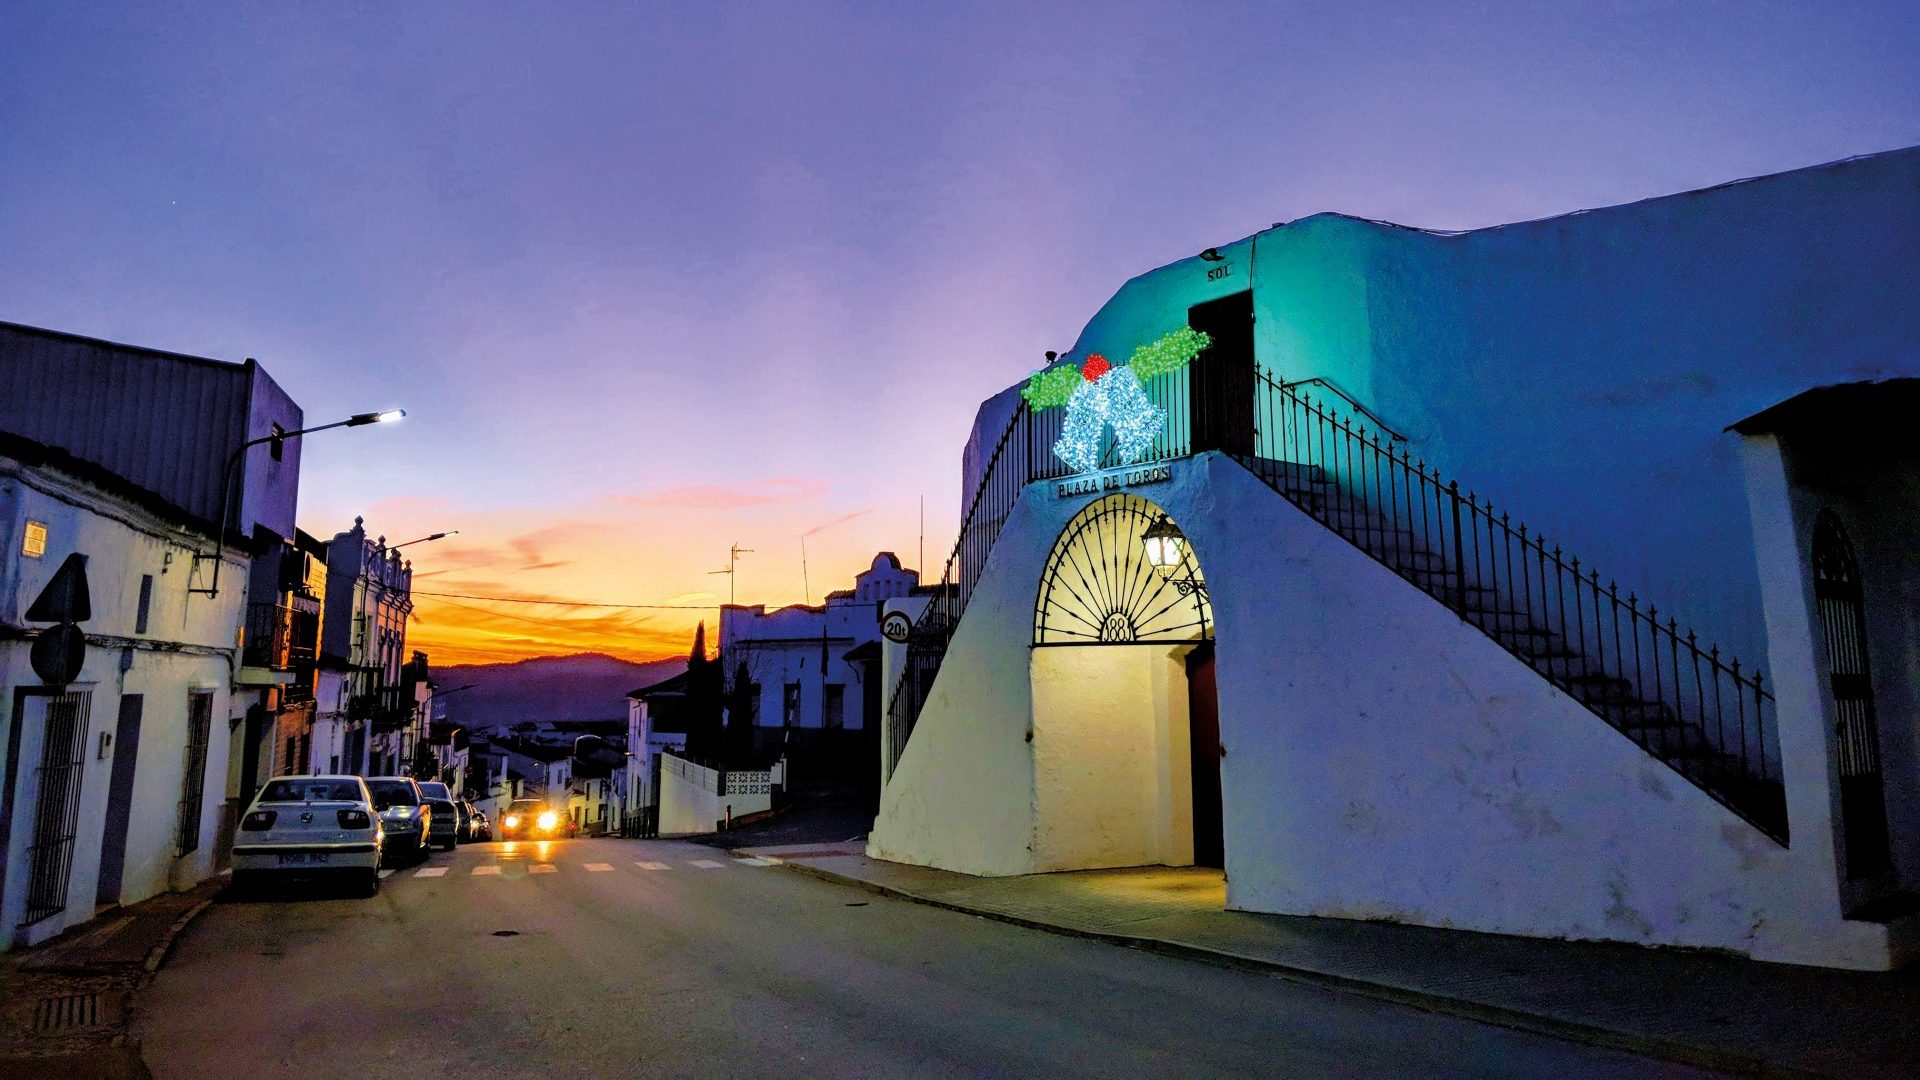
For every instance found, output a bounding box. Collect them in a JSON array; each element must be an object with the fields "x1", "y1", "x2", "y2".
[
  {"x1": 416, "y1": 780, "x2": 461, "y2": 851},
  {"x1": 498, "y1": 798, "x2": 563, "y2": 840},
  {"x1": 365, "y1": 776, "x2": 432, "y2": 864},
  {"x1": 231, "y1": 775, "x2": 383, "y2": 895}
]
